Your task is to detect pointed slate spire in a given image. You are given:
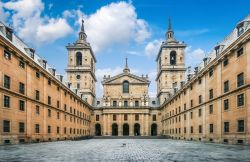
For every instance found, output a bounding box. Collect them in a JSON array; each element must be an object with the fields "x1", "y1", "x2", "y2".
[
  {"x1": 123, "y1": 57, "x2": 130, "y2": 73},
  {"x1": 168, "y1": 17, "x2": 172, "y2": 31},
  {"x1": 166, "y1": 17, "x2": 177, "y2": 43},
  {"x1": 79, "y1": 18, "x2": 87, "y2": 41}
]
